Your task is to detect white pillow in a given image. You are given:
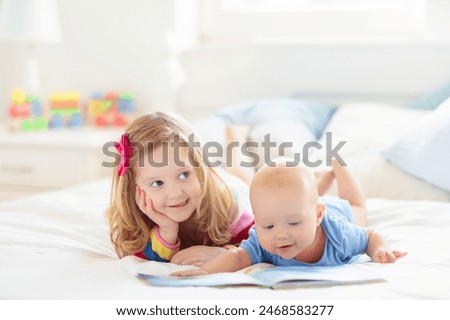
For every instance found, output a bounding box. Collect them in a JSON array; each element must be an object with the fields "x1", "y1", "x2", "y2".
[
  {"x1": 381, "y1": 98, "x2": 450, "y2": 192},
  {"x1": 315, "y1": 103, "x2": 450, "y2": 201}
]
